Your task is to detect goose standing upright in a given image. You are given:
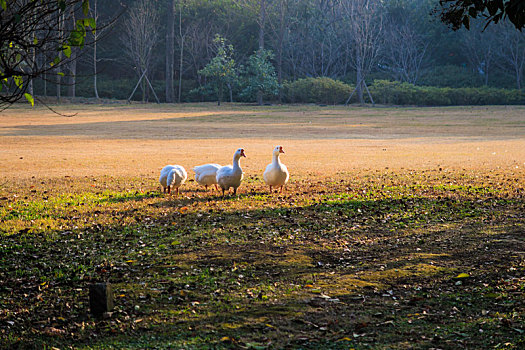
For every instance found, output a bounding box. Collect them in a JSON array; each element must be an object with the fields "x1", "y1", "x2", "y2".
[
  {"x1": 263, "y1": 145, "x2": 289, "y2": 193},
  {"x1": 193, "y1": 163, "x2": 221, "y2": 191},
  {"x1": 216, "y1": 148, "x2": 246, "y2": 196},
  {"x1": 159, "y1": 165, "x2": 187, "y2": 195}
]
